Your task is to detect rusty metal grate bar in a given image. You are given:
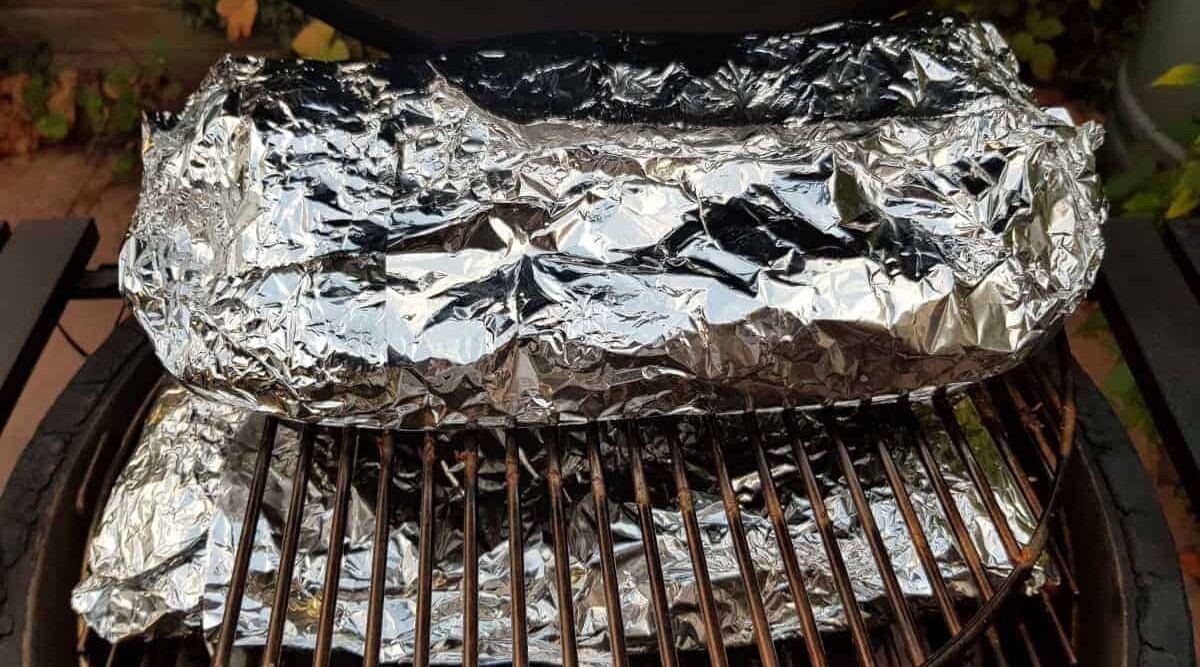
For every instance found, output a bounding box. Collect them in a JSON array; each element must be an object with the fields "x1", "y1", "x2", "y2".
[
  {"x1": 934, "y1": 397, "x2": 1078, "y2": 666},
  {"x1": 783, "y1": 409, "x2": 879, "y2": 667},
  {"x1": 263, "y1": 425, "x2": 315, "y2": 667},
  {"x1": 745, "y1": 414, "x2": 828, "y2": 667},
  {"x1": 624, "y1": 422, "x2": 680, "y2": 667},
  {"x1": 901, "y1": 402, "x2": 1017, "y2": 667},
  {"x1": 547, "y1": 428, "x2": 580, "y2": 667},
  {"x1": 667, "y1": 426, "x2": 730, "y2": 667},
  {"x1": 710, "y1": 419, "x2": 782, "y2": 667},
  {"x1": 212, "y1": 417, "x2": 277, "y2": 667},
  {"x1": 827, "y1": 417, "x2": 925, "y2": 664},
  {"x1": 586, "y1": 424, "x2": 631, "y2": 667},
  {"x1": 315, "y1": 429, "x2": 357, "y2": 665},
  {"x1": 462, "y1": 432, "x2": 480, "y2": 667},
  {"x1": 874, "y1": 408, "x2": 961, "y2": 637},
  {"x1": 364, "y1": 432, "x2": 394, "y2": 667},
  {"x1": 190, "y1": 350, "x2": 1078, "y2": 667},
  {"x1": 504, "y1": 430, "x2": 530, "y2": 666}
]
